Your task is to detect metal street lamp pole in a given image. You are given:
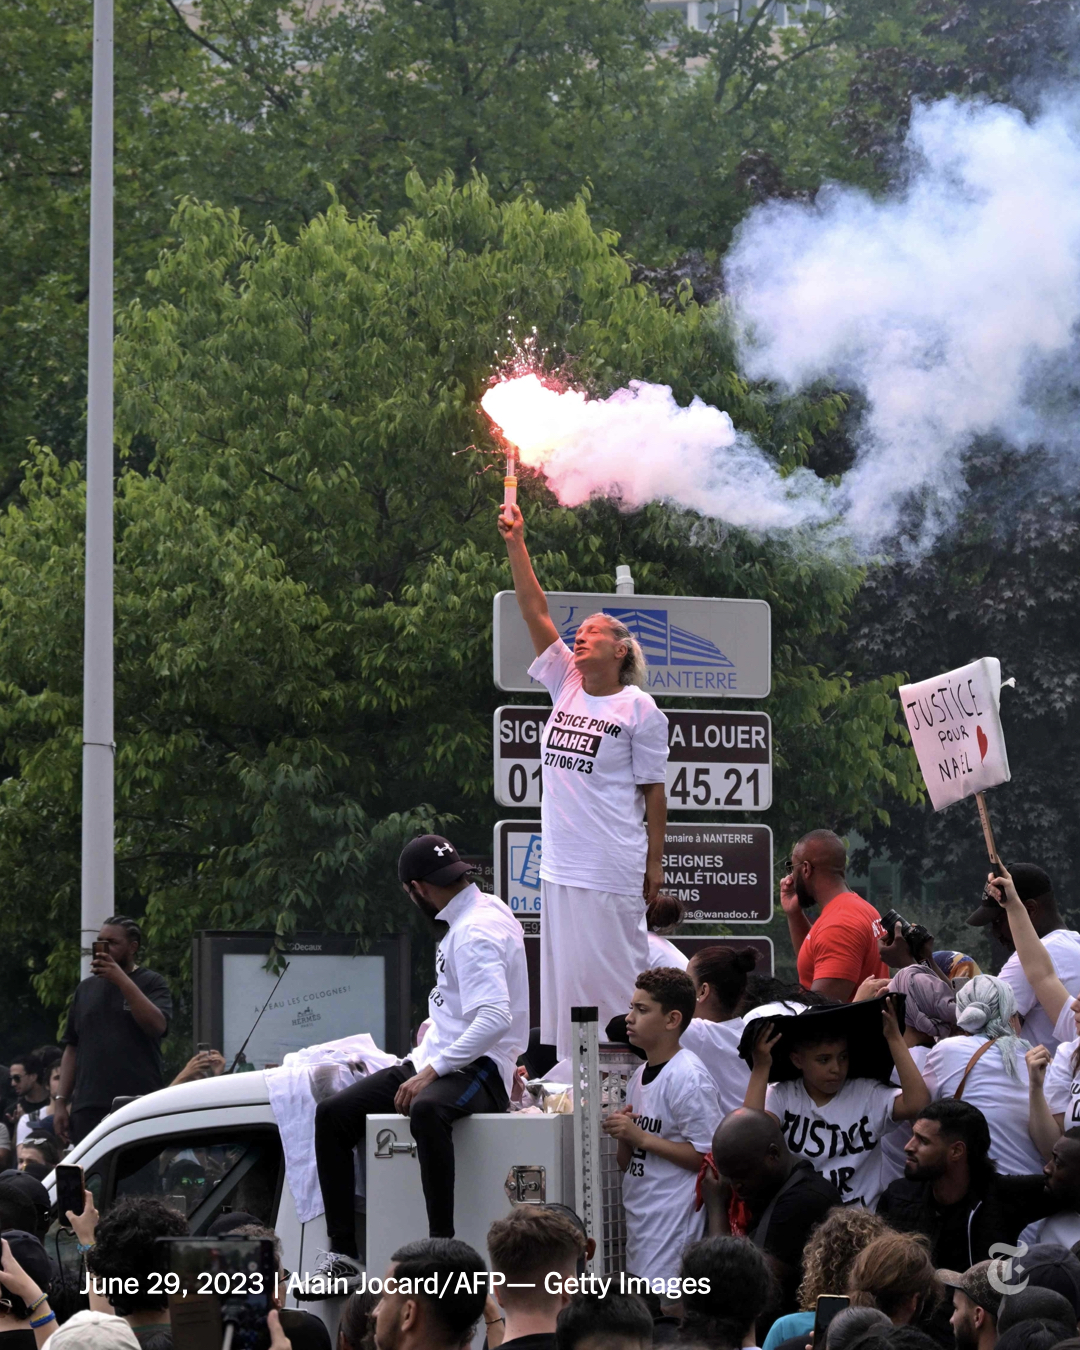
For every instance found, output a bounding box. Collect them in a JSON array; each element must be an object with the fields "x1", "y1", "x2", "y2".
[{"x1": 81, "y1": 0, "x2": 115, "y2": 976}]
